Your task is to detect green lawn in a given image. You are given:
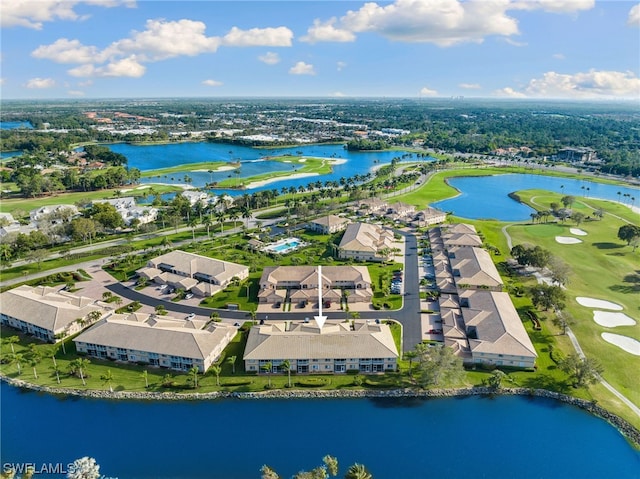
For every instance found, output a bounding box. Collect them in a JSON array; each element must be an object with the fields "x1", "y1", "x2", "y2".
[
  {"x1": 505, "y1": 199, "x2": 639, "y2": 410},
  {"x1": 0, "y1": 184, "x2": 182, "y2": 216},
  {"x1": 140, "y1": 161, "x2": 232, "y2": 178},
  {"x1": 215, "y1": 156, "x2": 335, "y2": 188}
]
